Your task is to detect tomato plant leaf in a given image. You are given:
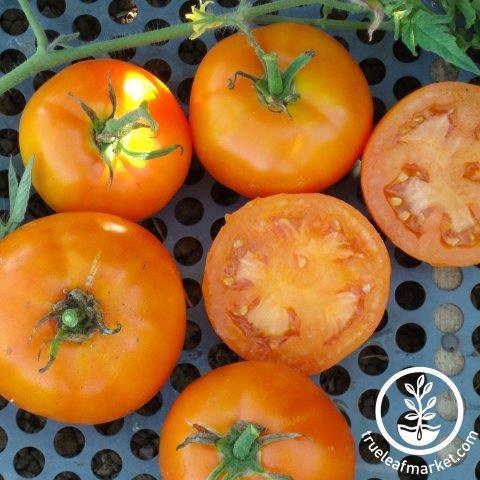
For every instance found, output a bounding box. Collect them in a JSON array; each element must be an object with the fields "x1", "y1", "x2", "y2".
[
  {"x1": 0, "y1": 158, "x2": 34, "y2": 239},
  {"x1": 456, "y1": 0, "x2": 477, "y2": 28},
  {"x1": 410, "y1": 9, "x2": 480, "y2": 74}
]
